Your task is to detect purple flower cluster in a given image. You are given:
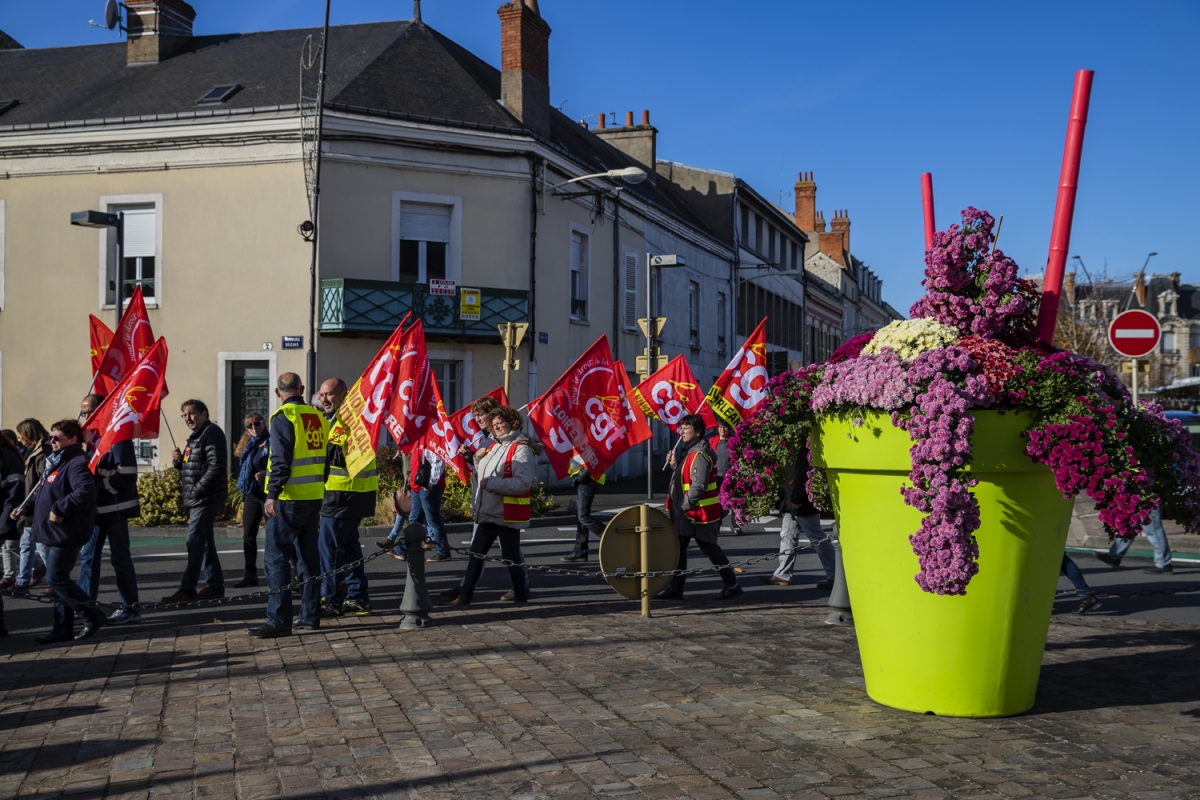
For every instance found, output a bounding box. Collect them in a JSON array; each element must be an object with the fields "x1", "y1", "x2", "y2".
[
  {"x1": 909, "y1": 207, "x2": 1027, "y2": 339},
  {"x1": 811, "y1": 351, "x2": 914, "y2": 412}
]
